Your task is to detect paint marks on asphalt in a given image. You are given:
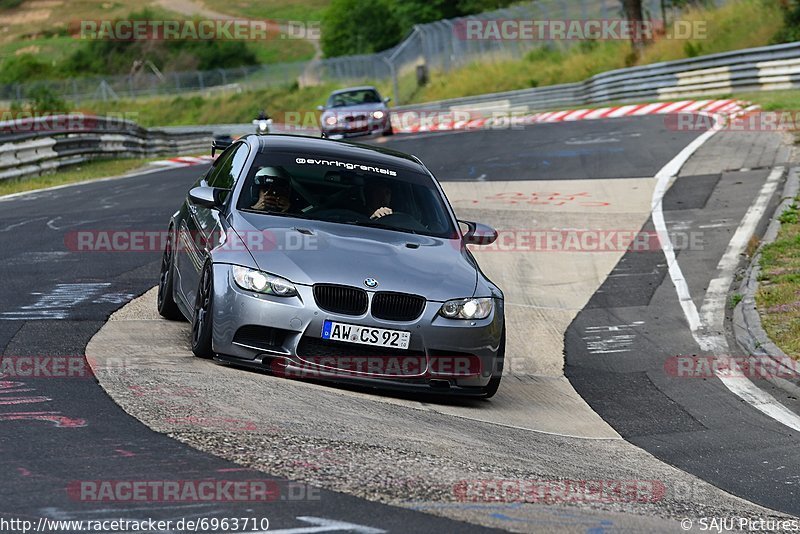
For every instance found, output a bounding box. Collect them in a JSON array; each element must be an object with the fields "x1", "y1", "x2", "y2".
[
  {"x1": 0, "y1": 283, "x2": 134, "y2": 320},
  {"x1": 582, "y1": 322, "x2": 645, "y2": 355}
]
